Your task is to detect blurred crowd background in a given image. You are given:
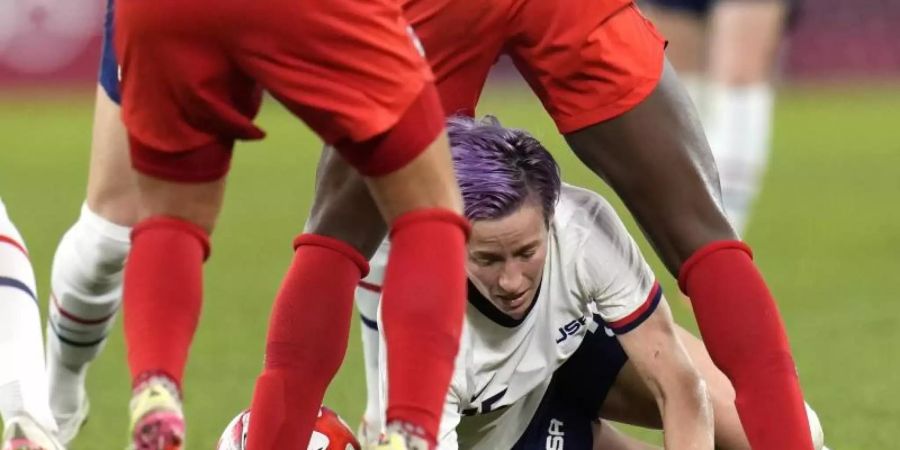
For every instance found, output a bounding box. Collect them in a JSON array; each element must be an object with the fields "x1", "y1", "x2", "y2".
[{"x1": 2, "y1": 0, "x2": 900, "y2": 85}]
